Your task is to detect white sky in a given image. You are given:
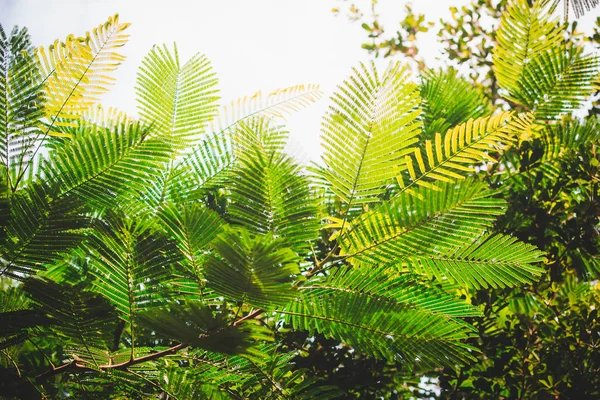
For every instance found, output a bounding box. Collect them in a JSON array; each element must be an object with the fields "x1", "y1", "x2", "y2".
[{"x1": 1, "y1": 0, "x2": 599, "y2": 161}]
